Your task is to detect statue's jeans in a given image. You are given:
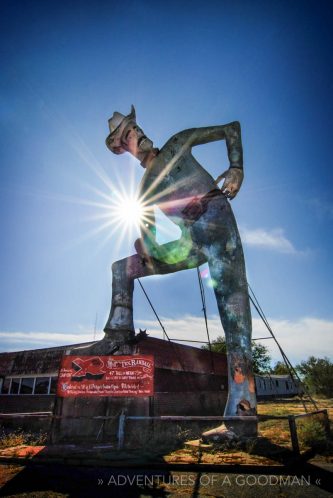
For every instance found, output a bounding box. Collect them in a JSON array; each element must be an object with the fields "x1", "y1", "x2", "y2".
[{"x1": 105, "y1": 195, "x2": 257, "y2": 428}]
